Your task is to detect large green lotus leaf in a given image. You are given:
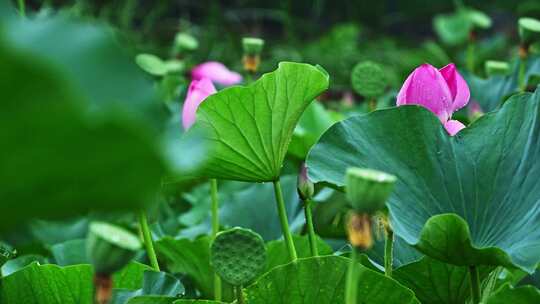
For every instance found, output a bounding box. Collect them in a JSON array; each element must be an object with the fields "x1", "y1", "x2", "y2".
[
  {"x1": 246, "y1": 255, "x2": 419, "y2": 304},
  {"x1": 307, "y1": 89, "x2": 540, "y2": 272},
  {"x1": 192, "y1": 62, "x2": 329, "y2": 182},
  {"x1": 485, "y1": 284, "x2": 540, "y2": 304},
  {"x1": 0, "y1": 262, "x2": 93, "y2": 304},
  {"x1": 367, "y1": 235, "x2": 494, "y2": 304},
  {"x1": 394, "y1": 257, "x2": 493, "y2": 304},
  {"x1": 0, "y1": 14, "x2": 168, "y2": 230}
]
